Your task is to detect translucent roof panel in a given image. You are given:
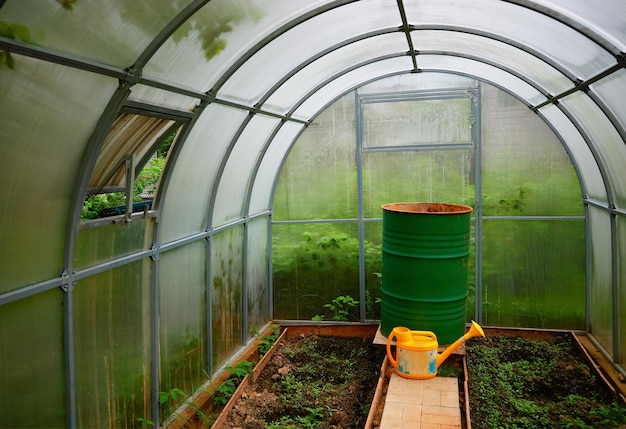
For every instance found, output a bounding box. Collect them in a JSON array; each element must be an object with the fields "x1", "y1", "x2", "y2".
[
  {"x1": 213, "y1": 115, "x2": 281, "y2": 225},
  {"x1": 1, "y1": 0, "x2": 188, "y2": 68},
  {"x1": 411, "y1": 30, "x2": 573, "y2": 97},
  {"x1": 142, "y1": 0, "x2": 332, "y2": 92},
  {"x1": 533, "y1": 0, "x2": 626, "y2": 54},
  {"x1": 403, "y1": 0, "x2": 616, "y2": 80},
  {"x1": 415, "y1": 55, "x2": 546, "y2": 106},
  {"x1": 250, "y1": 122, "x2": 304, "y2": 213},
  {"x1": 590, "y1": 70, "x2": 626, "y2": 148},
  {"x1": 358, "y1": 72, "x2": 477, "y2": 93},
  {"x1": 560, "y1": 92, "x2": 626, "y2": 209},
  {"x1": 538, "y1": 105, "x2": 607, "y2": 203},
  {"x1": 158, "y1": 104, "x2": 248, "y2": 243},
  {"x1": 128, "y1": 85, "x2": 201, "y2": 112},
  {"x1": 262, "y1": 32, "x2": 408, "y2": 115},
  {"x1": 293, "y1": 56, "x2": 415, "y2": 121},
  {"x1": 0, "y1": 57, "x2": 117, "y2": 293},
  {"x1": 217, "y1": 0, "x2": 402, "y2": 106}
]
